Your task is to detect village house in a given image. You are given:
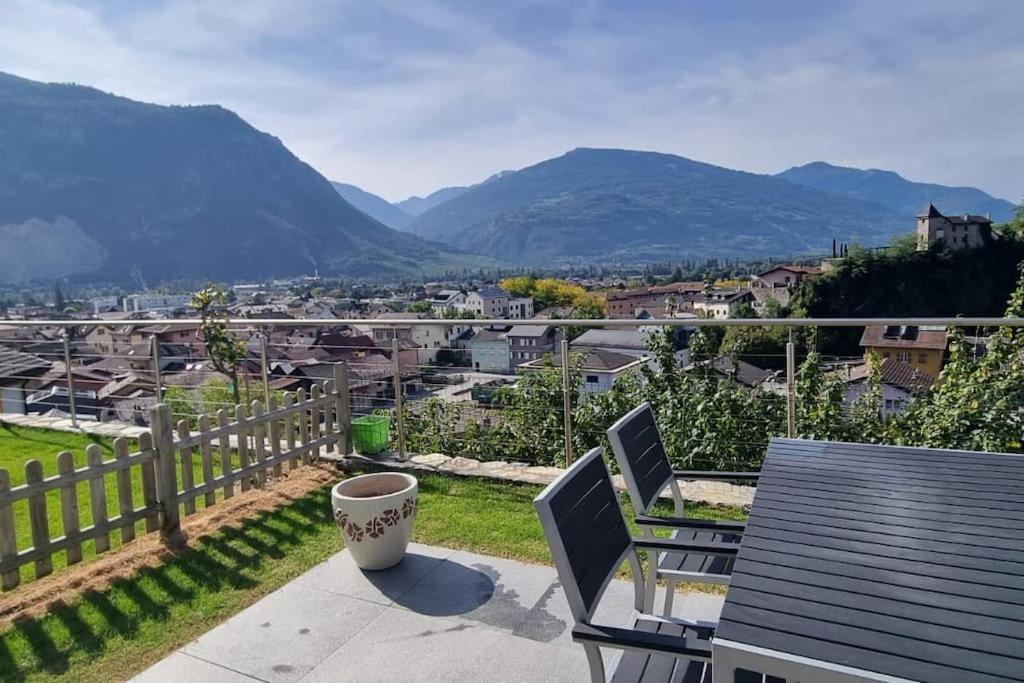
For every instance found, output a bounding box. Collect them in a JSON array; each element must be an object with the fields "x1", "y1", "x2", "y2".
[
  {"x1": 507, "y1": 297, "x2": 534, "y2": 320},
  {"x1": 507, "y1": 324, "x2": 562, "y2": 367},
  {"x1": 122, "y1": 293, "x2": 192, "y2": 313},
  {"x1": 82, "y1": 323, "x2": 135, "y2": 354},
  {"x1": 860, "y1": 324, "x2": 947, "y2": 378},
  {"x1": 916, "y1": 203, "x2": 995, "y2": 251},
  {"x1": 467, "y1": 327, "x2": 512, "y2": 373},
  {"x1": 606, "y1": 282, "x2": 704, "y2": 318},
  {"x1": 840, "y1": 357, "x2": 934, "y2": 417},
  {"x1": 519, "y1": 348, "x2": 650, "y2": 396},
  {"x1": 753, "y1": 265, "x2": 820, "y2": 289},
  {"x1": 684, "y1": 356, "x2": 774, "y2": 389},
  {"x1": 427, "y1": 289, "x2": 467, "y2": 315},
  {"x1": 464, "y1": 287, "x2": 511, "y2": 318},
  {"x1": 570, "y1": 329, "x2": 651, "y2": 359},
  {"x1": 692, "y1": 289, "x2": 755, "y2": 319},
  {"x1": 0, "y1": 348, "x2": 51, "y2": 415}
]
